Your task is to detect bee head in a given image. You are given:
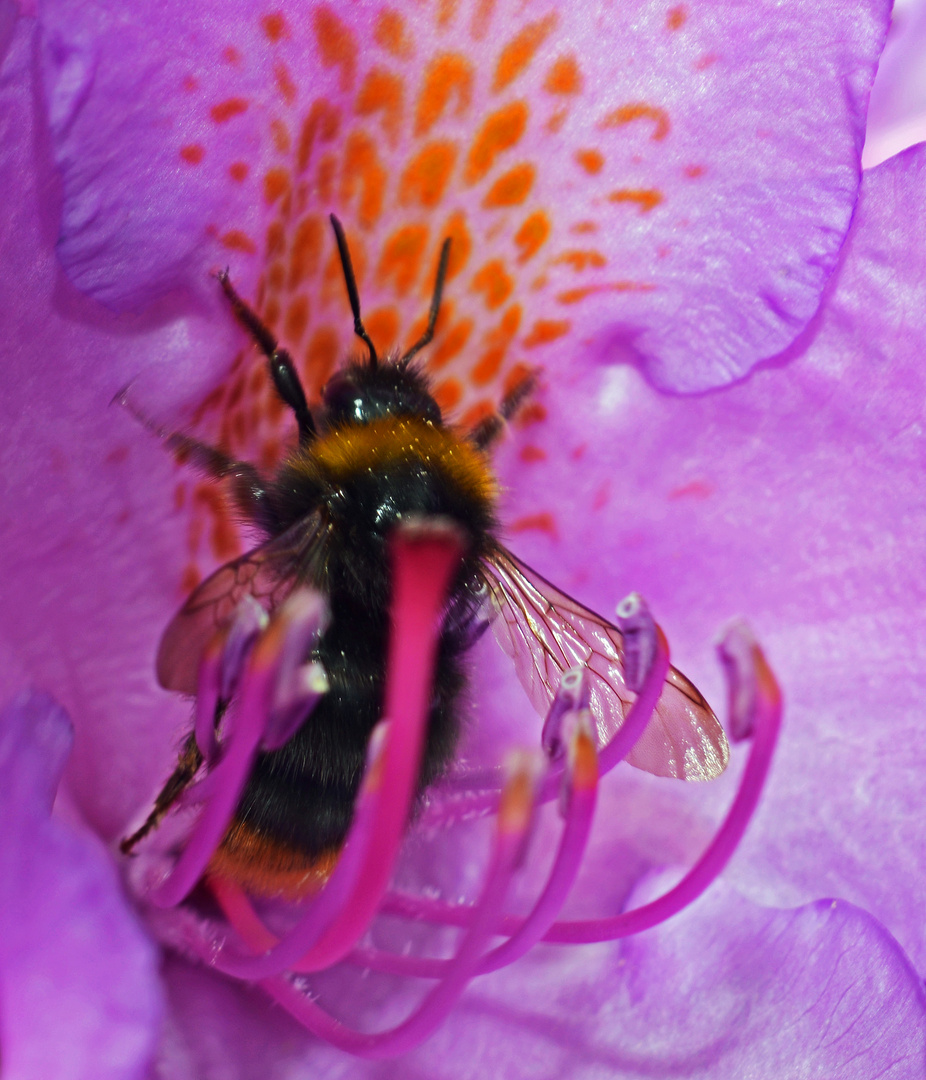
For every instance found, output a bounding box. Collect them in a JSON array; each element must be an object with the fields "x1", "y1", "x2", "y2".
[{"x1": 321, "y1": 360, "x2": 442, "y2": 428}]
